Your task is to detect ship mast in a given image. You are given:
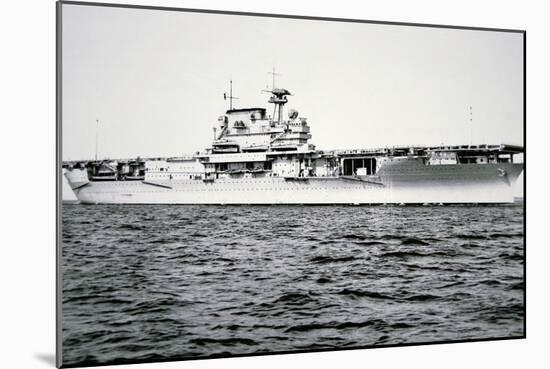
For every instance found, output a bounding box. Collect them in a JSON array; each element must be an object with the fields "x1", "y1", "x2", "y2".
[
  {"x1": 264, "y1": 68, "x2": 291, "y2": 124},
  {"x1": 469, "y1": 106, "x2": 473, "y2": 146},
  {"x1": 95, "y1": 119, "x2": 99, "y2": 161},
  {"x1": 268, "y1": 66, "x2": 280, "y2": 90},
  {"x1": 224, "y1": 80, "x2": 239, "y2": 110}
]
